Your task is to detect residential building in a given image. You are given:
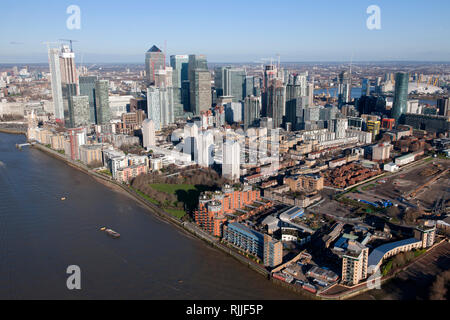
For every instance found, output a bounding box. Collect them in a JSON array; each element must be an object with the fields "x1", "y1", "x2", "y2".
[
  {"x1": 222, "y1": 140, "x2": 240, "y2": 181},
  {"x1": 342, "y1": 241, "x2": 369, "y2": 286}
]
